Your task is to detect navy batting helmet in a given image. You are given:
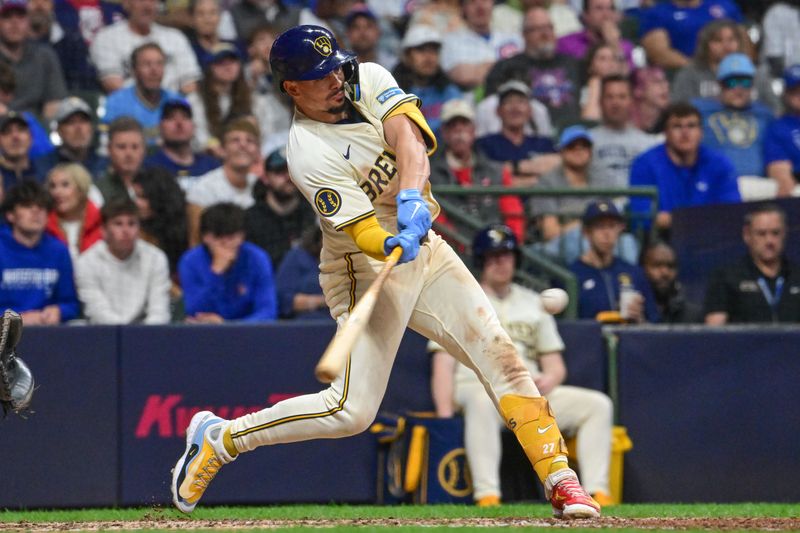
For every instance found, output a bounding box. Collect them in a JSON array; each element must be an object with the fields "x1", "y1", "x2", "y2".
[
  {"x1": 472, "y1": 224, "x2": 520, "y2": 270},
  {"x1": 269, "y1": 25, "x2": 359, "y2": 97}
]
